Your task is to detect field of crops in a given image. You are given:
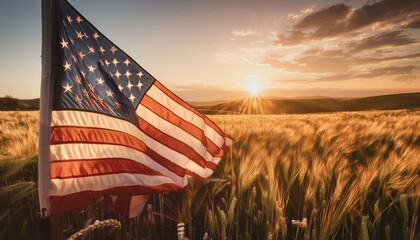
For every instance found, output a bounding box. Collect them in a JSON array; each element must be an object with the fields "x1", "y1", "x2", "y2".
[{"x1": 0, "y1": 110, "x2": 419, "y2": 239}]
